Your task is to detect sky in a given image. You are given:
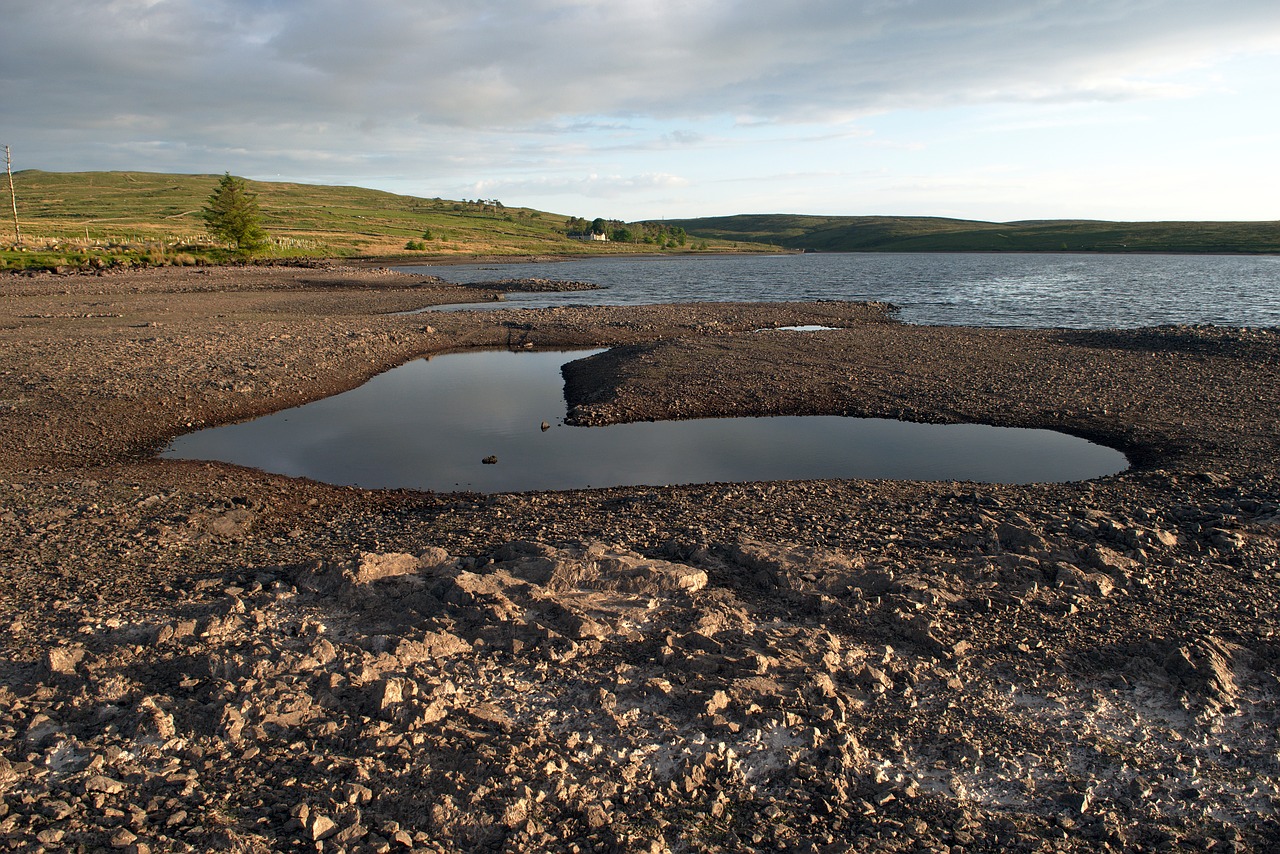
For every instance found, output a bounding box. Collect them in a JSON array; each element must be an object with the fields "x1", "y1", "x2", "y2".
[{"x1": 3, "y1": 0, "x2": 1279, "y2": 223}]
